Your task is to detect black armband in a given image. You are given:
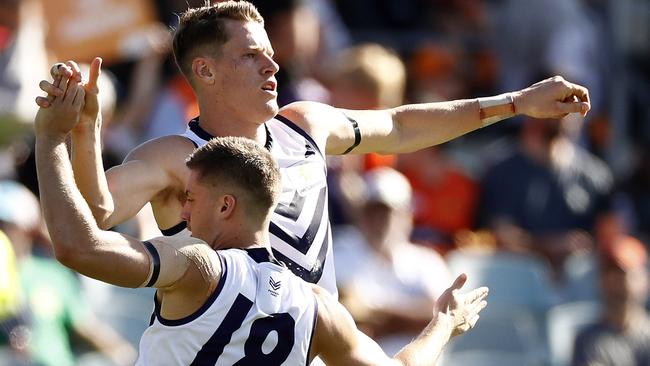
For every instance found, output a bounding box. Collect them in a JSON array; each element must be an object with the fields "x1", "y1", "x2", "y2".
[
  {"x1": 142, "y1": 241, "x2": 160, "y2": 287},
  {"x1": 342, "y1": 115, "x2": 361, "y2": 154}
]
